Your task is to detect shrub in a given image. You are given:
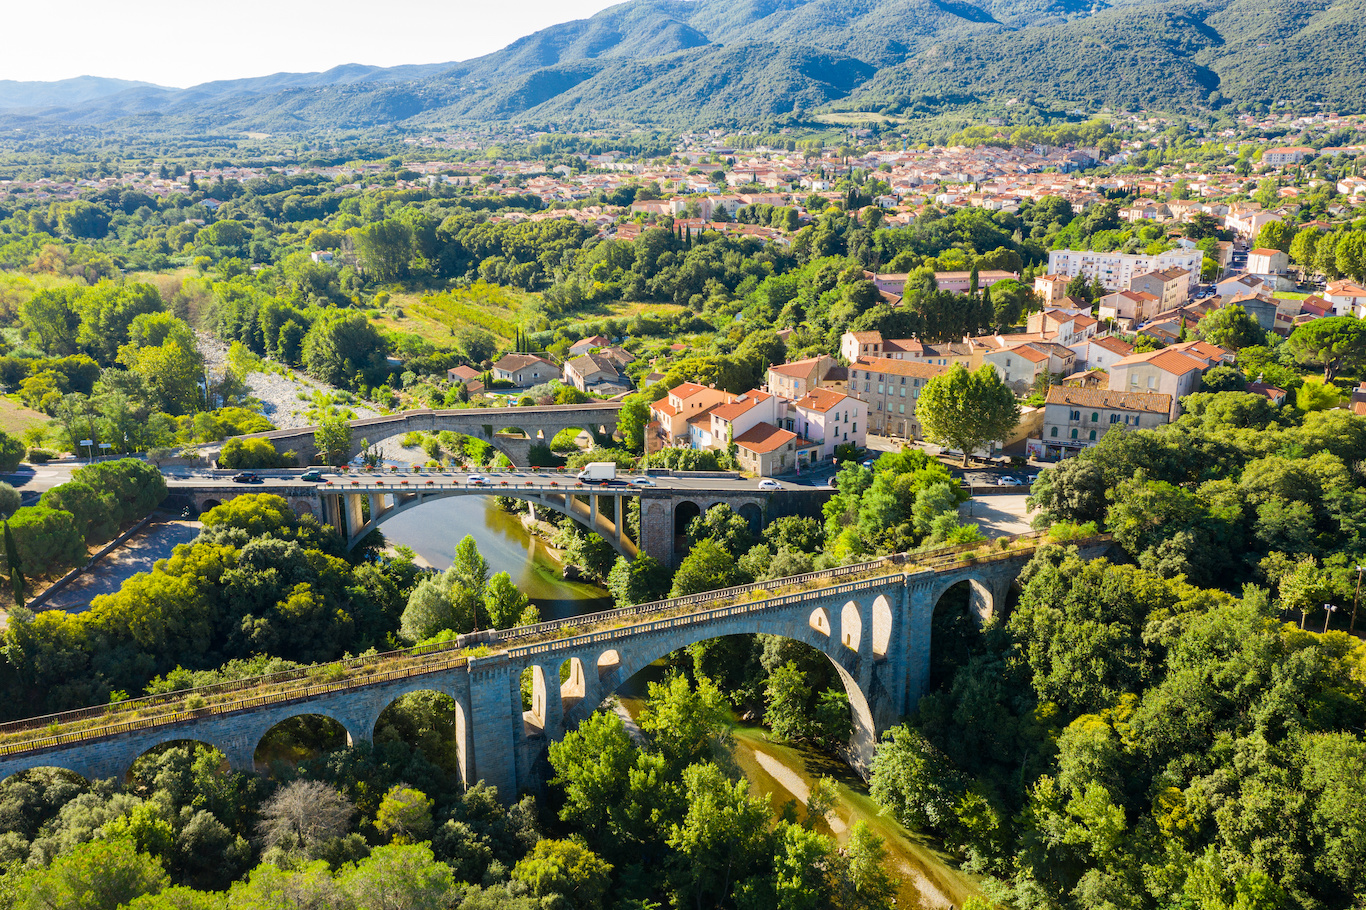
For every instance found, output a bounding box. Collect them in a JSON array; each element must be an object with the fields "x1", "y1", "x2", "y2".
[
  {"x1": 0, "y1": 432, "x2": 23, "y2": 472},
  {"x1": 218, "y1": 437, "x2": 289, "y2": 470},
  {"x1": 5, "y1": 505, "x2": 86, "y2": 575},
  {"x1": 39, "y1": 481, "x2": 117, "y2": 544},
  {"x1": 26, "y1": 448, "x2": 54, "y2": 464},
  {"x1": 70, "y1": 459, "x2": 167, "y2": 524}
]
